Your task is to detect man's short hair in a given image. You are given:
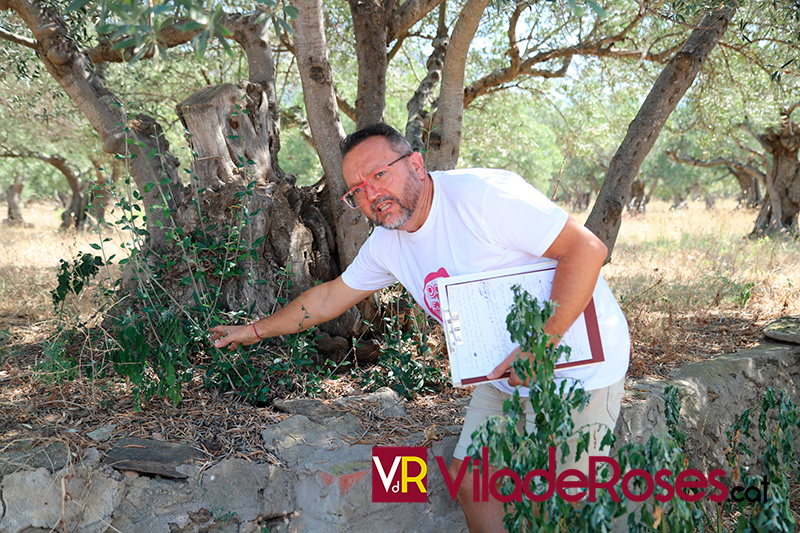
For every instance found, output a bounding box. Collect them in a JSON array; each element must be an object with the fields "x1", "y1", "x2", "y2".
[{"x1": 341, "y1": 123, "x2": 413, "y2": 157}]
